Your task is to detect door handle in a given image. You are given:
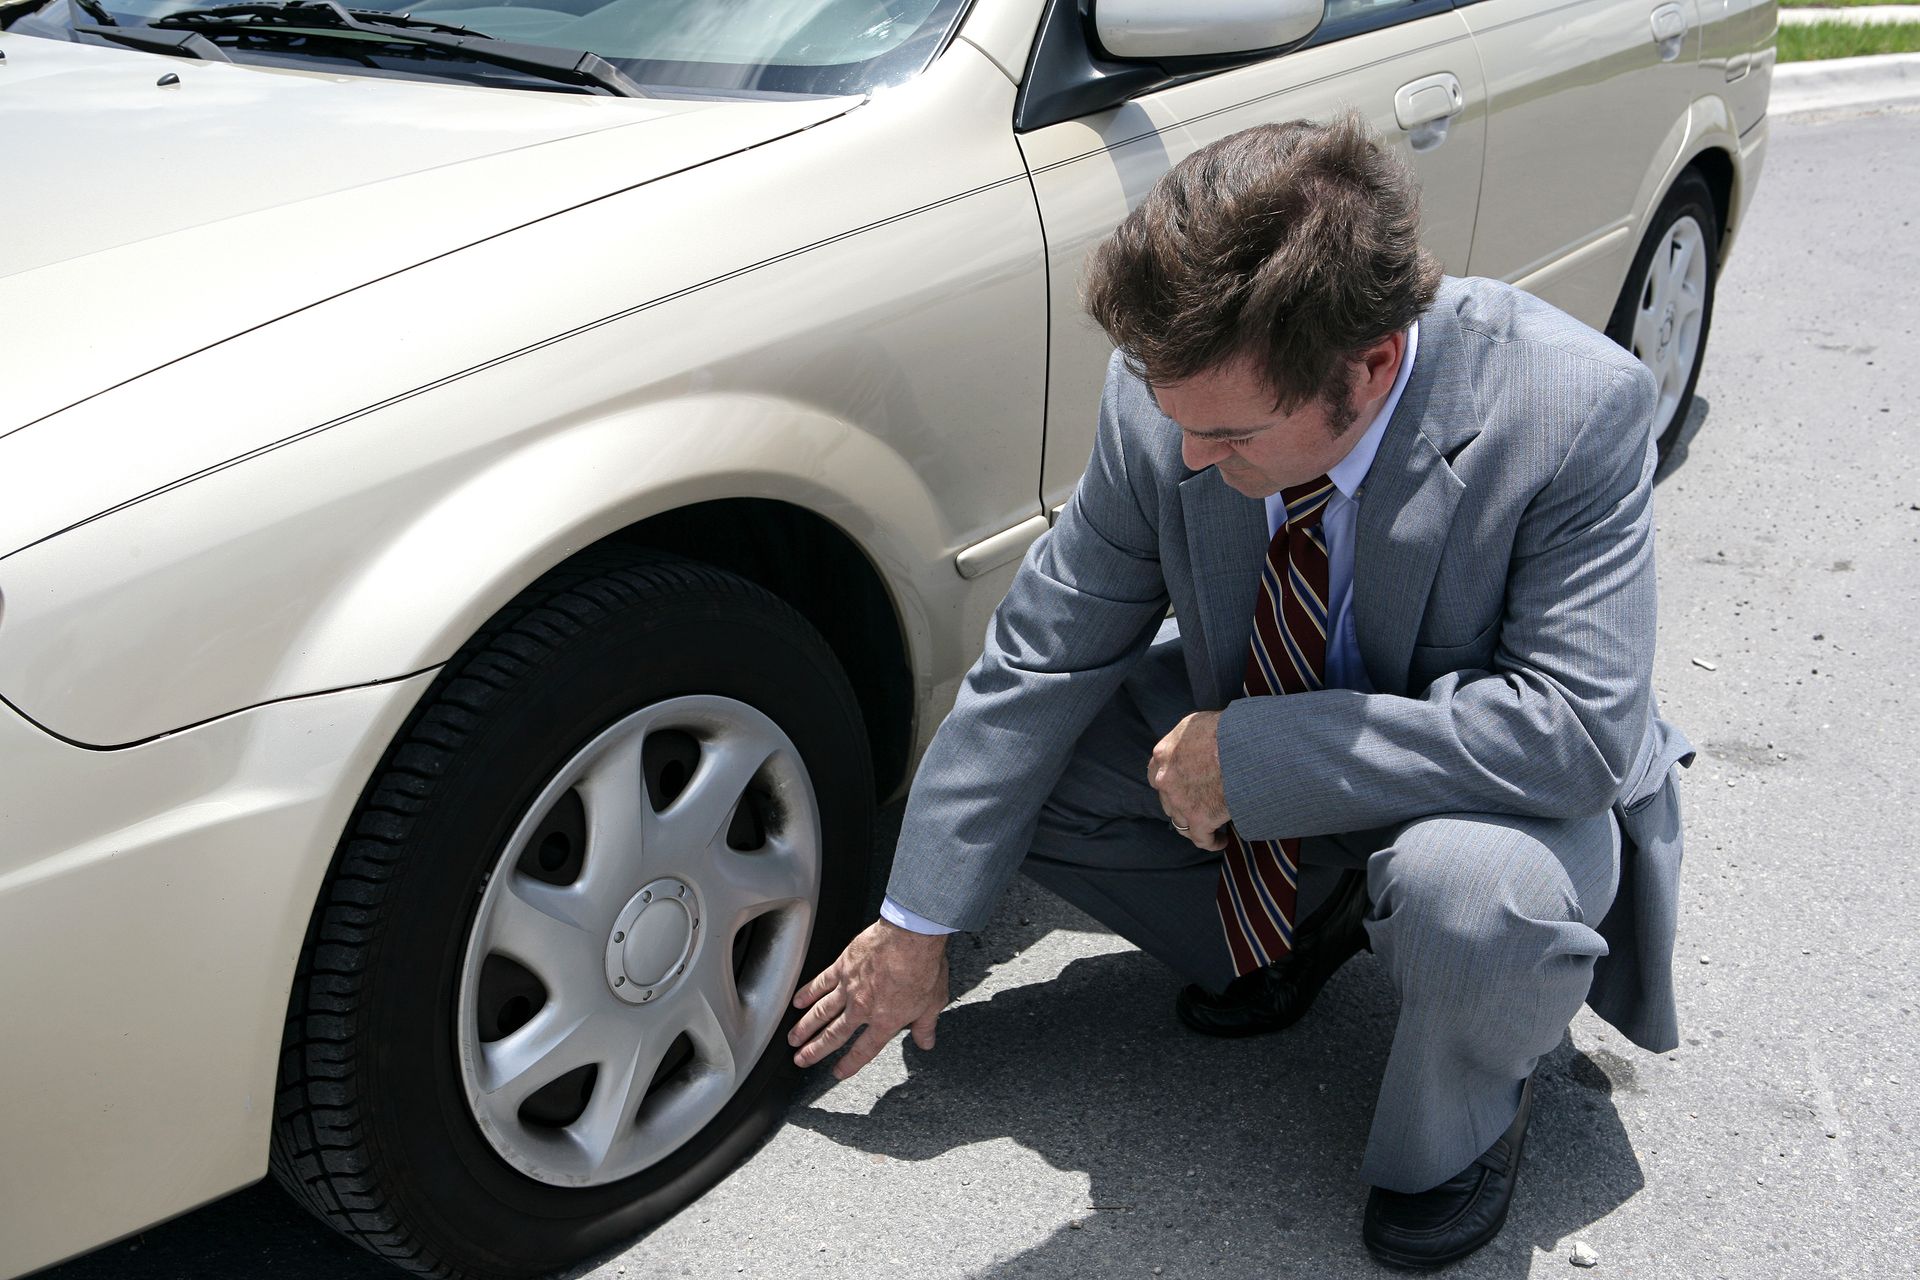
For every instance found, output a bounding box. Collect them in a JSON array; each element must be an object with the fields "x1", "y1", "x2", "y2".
[
  {"x1": 1393, "y1": 73, "x2": 1464, "y2": 153},
  {"x1": 1650, "y1": 2, "x2": 1687, "y2": 62}
]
